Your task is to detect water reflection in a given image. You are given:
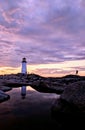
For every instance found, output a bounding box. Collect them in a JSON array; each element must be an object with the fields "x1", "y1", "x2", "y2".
[
  {"x1": 21, "y1": 86, "x2": 26, "y2": 99},
  {"x1": 0, "y1": 86, "x2": 59, "y2": 130}
]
